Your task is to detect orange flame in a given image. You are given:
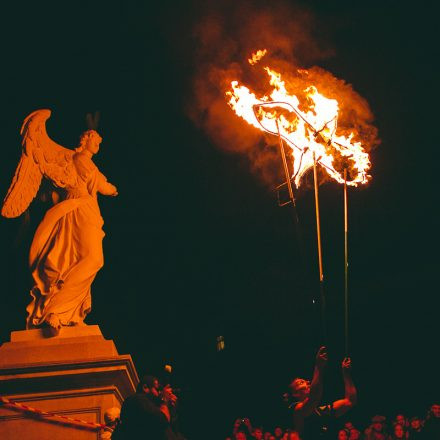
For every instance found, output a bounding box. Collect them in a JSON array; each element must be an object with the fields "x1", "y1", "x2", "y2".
[
  {"x1": 248, "y1": 49, "x2": 267, "y2": 65},
  {"x1": 226, "y1": 51, "x2": 371, "y2": 187}
]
